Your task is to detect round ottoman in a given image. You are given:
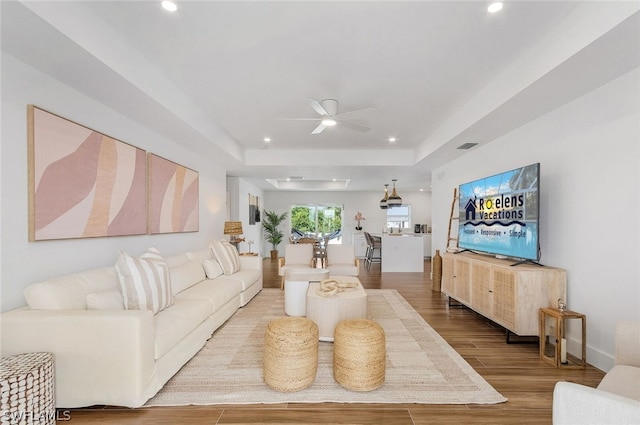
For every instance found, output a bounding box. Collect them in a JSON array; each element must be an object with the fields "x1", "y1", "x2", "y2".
[
  {"x1": 0, "y1": 352, "x2": 55, "y2": 425},
  {"x1": 263, "y1": 317, "x2": 319, "y2": 392},
  {"x1": 333, "y1": 319, "x2": 386, "y2": 391}
]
